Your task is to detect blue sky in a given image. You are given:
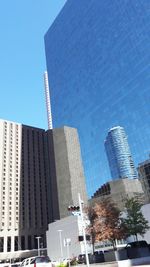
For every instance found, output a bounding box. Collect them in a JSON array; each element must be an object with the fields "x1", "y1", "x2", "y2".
[{"x1": 0, "y1": 0, "x2": 66, "y2": 129}]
